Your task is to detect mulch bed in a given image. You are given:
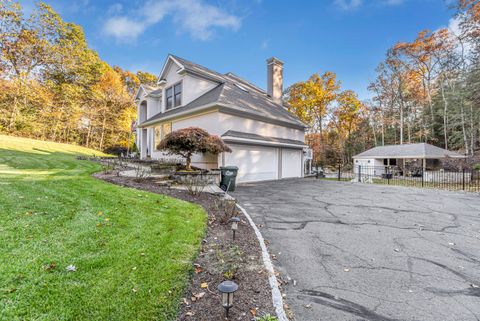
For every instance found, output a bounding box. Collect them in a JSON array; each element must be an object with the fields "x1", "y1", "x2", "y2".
[{"x1": 94, "y1": 172, "x2": 276, "y2": 321}]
